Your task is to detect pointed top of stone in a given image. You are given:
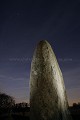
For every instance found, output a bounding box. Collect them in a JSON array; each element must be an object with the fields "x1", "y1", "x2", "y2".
[
  {"x1": 38, "y1": 40, "x2": 49, "y2": 45},
  {"x1": 36, "y1": 40, "x2": 51, "y2": 50}
]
